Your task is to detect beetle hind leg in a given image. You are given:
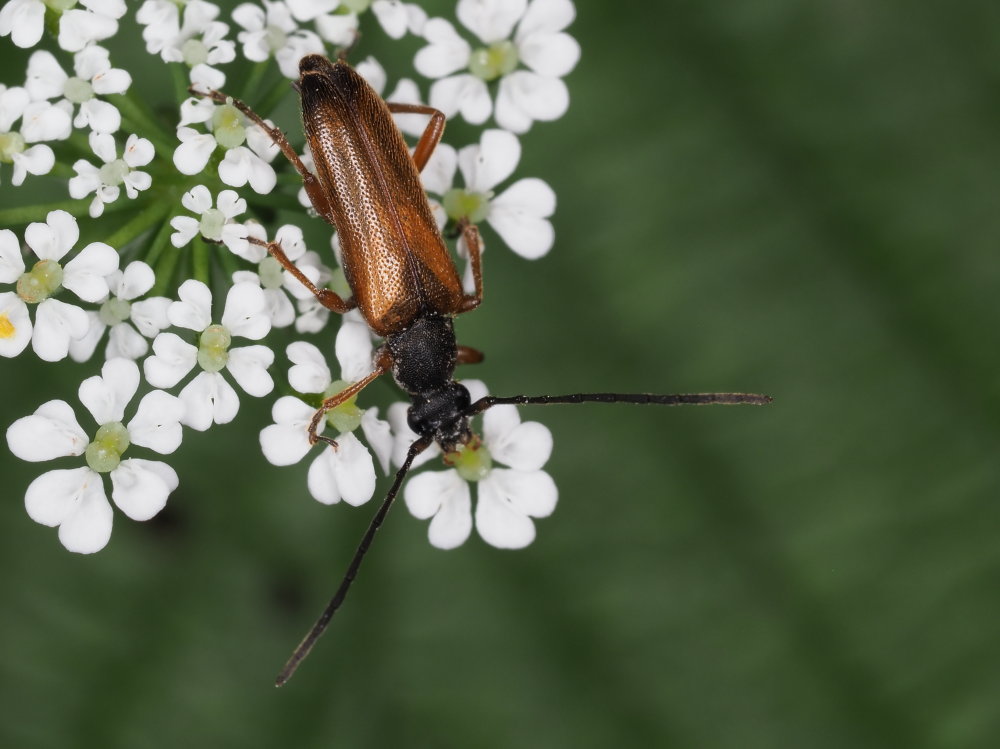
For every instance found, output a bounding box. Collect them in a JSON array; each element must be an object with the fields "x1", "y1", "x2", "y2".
[
  {"x1": 458, "y1": 221, "x2": 484, "y2": 313},
  {"x1": 248, "y1": 237, "x2": 355, "y2": 314}
]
